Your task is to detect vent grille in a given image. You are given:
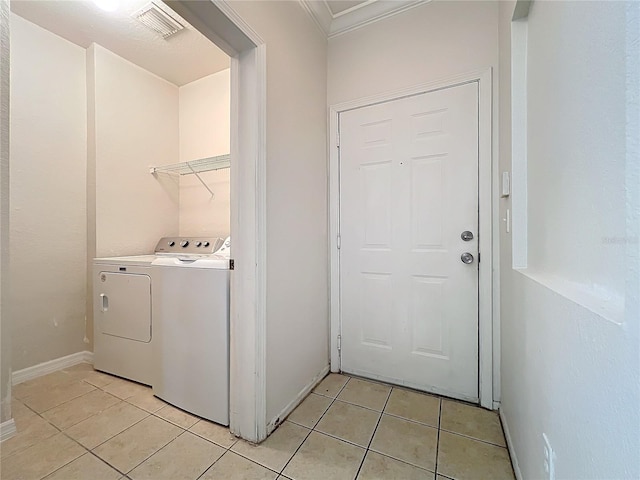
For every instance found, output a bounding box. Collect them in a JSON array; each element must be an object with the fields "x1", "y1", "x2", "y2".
[{"x1": 133, "y1": 3, "x2": 184, "y2": 39}]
